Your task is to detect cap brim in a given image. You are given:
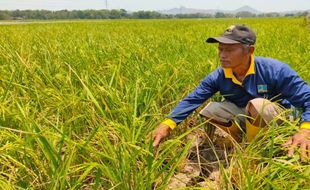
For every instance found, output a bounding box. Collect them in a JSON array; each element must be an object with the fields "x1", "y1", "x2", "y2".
[{"x1": 206, "y1": 37, "x2": 240, "y2": 44}]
